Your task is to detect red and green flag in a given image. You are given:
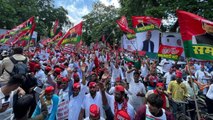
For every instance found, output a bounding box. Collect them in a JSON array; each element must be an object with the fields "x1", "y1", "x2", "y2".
[
  {"x1": 0, "y1": 17, "x2": 35, "y2": 45},
  {"x1": 116, "y1": 16, "x2": 136, "y2": 40},
  {"x1": 50, "y1": 31, "x2": 63, "y2": 44},
  {"x1": 158, "y1": 44, "x2": 183, "y2": 61},
  {"x1": 132, "y1": 16, "x2": 161, "y2": 33},
  {"x1": 50, "y1": 19, "x2": 59, "y2": 38},
  {"x1": 12, "y1": 23, "x2": 36, "y2": 45},
  {"x1": 57, "y1": 22, "x2": 83, "y2": 46},
  {"x1": 177, "y1": 10, "x2": 213, "y2": 60}
]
